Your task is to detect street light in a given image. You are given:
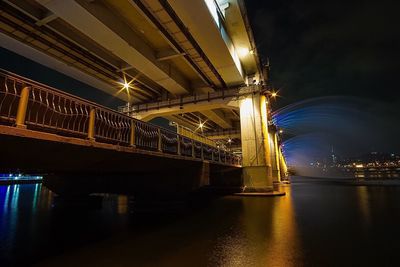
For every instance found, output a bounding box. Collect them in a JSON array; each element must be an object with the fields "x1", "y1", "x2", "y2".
[
  {"x1": 198, "y1": 121, "x2": 205, "y2": 133},
  {"x1": 123, "y1": 82, "x2": 130, "y2": 90}
]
